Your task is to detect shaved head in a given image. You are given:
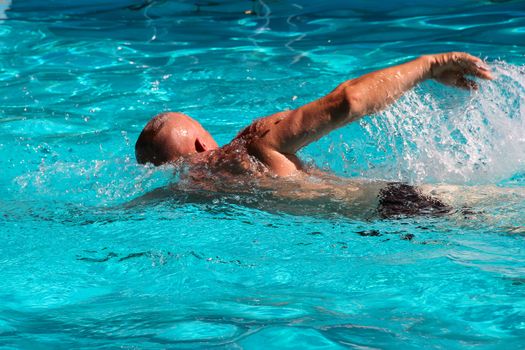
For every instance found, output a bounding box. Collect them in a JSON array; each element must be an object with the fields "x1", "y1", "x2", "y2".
[{"x1": 135, "y1": 112, "x2": 218, "y2": 165}]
